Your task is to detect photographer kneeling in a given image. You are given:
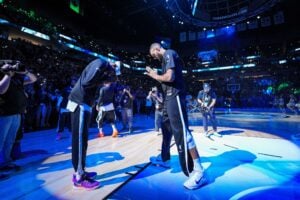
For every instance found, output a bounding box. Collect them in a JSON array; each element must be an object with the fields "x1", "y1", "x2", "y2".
[{"x1": 0, "y1": 62, "x2": 37, "y2": 179}]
